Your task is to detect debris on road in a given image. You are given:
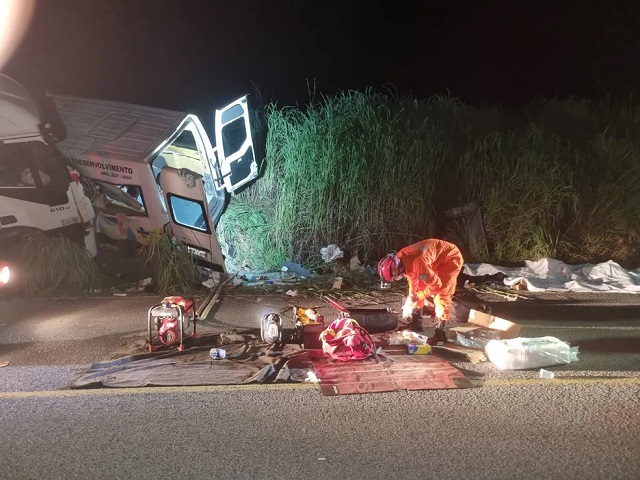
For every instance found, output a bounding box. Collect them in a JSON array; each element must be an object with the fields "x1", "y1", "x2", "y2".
[
  {"x1": 485, "y1": 336, "x2": 580, "y2": 370},
  {"x1": 539, "y1": 369, "x2": 555, "y2": 379},
  {"x1": 305, "y1": 371, "x2": 321, "y2": 383},
  {"x1": 447, "y1": 309, "x2": 521, "y2": 349}
]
